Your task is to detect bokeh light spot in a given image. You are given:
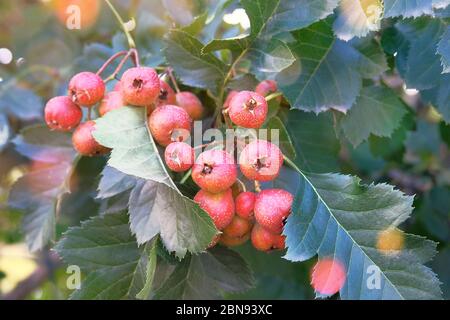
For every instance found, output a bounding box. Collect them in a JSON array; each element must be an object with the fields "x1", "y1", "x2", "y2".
[
  {"x1": 311, "y1": 257, "x2": 347, "y2": 296},
  {"x1": 0, "y1": 48, "x2": 13, "y2": 65},
  {"x1": 376, "y1": 228, "x2": 405, "y2": 254}
]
